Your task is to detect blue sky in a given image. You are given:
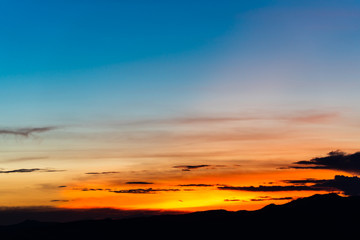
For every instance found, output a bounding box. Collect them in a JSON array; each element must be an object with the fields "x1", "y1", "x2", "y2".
[
  {"x1": 0, "y1": 0, "x2": 246, "y2": 75},
  {"x1": 1, "y1": 1, "x2": 359, "y2": 124}
]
